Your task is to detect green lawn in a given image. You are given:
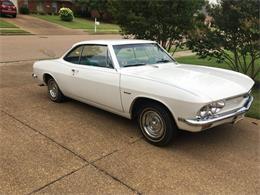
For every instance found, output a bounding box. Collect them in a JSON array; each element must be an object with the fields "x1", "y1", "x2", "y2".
[
  {"x1": 0, "y1": 19, "x2": 18, "y2": 28},
  {"x1": 85, "y1": 29, "x2": 121, "y2": 34},
  {"x1": 176, "y1": 55, "x2": 260, "y2": 119},
  {"x1": 176, "y1": 55, "x2": 260, "y2": 82},
  {"x1": 249, "y1": 90, "x2": 260, "y2": 119},
  {"x1": 0, "y1": 19, "x2": 30, "y2": 35},
  {"x1": 0, "y1": 29, "x2": 31, "y2": 35},
  {"x1": 33, "y1": 15, "x2": 120, "y2": 32}
]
